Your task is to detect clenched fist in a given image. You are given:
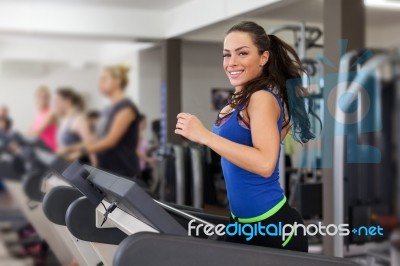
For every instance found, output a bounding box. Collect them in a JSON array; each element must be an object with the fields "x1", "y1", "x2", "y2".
[{"x1": 175, "y1": 113, "x2": 211, "y2": 145}]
